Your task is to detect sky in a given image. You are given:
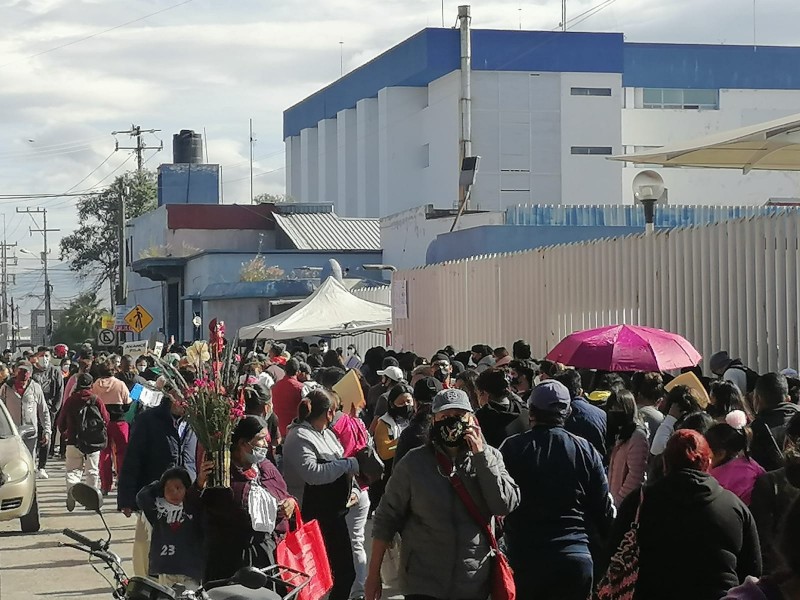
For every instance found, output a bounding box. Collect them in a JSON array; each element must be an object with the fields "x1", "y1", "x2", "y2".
[{"x1": 1, "y1": 0, "x2": 798, "y2": 328}]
